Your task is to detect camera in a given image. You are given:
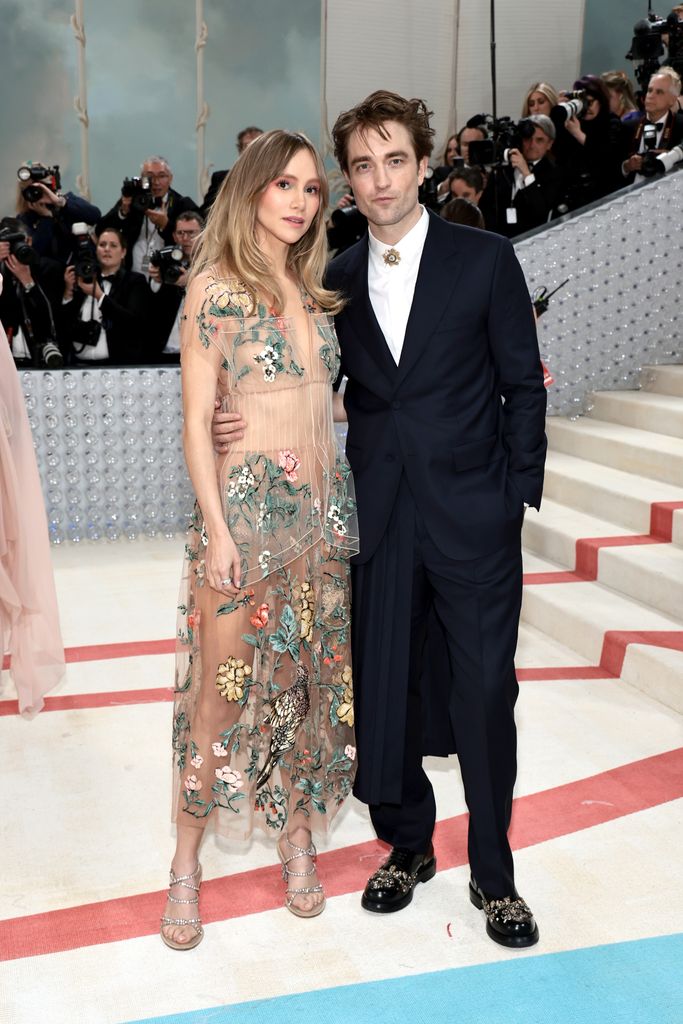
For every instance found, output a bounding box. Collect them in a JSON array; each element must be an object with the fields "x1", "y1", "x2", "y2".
[
  {"x1": 0, "y1": 226, "x2": 39, "y2": 268},
  {"x1": 467, "y1": 116, "x2": 536, "y2": 168},
  {"x1": 555, "y1": 90, "x2": 587, "y2": 123},
  {"x1": 121, "y1": 175, "x2": 158, "y2": 213},
  {"x1": 17, "y1": 164, "x2": 61, "y2": 203},
  {"x1": 150, "y1": 245, "x2": 187, "y2": 284},
  {"x1": 626, "y1": 11, "x2": 683, "y2": 90},
  {"x1": 70, "y1": 223, "x2": 98, "y2": 283},
  {"x1": 641, "y1": 143, "x2": 683, "y2": 177},
  {"x1": 40, "y1": 339, "x2": 64, "y2": 369},
  {"x1": 418, "y1": 166, "x2": 442, "y2": 211},
  {"x1": 72, "y1": 319, "x2": 103, "y2": 348}
]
